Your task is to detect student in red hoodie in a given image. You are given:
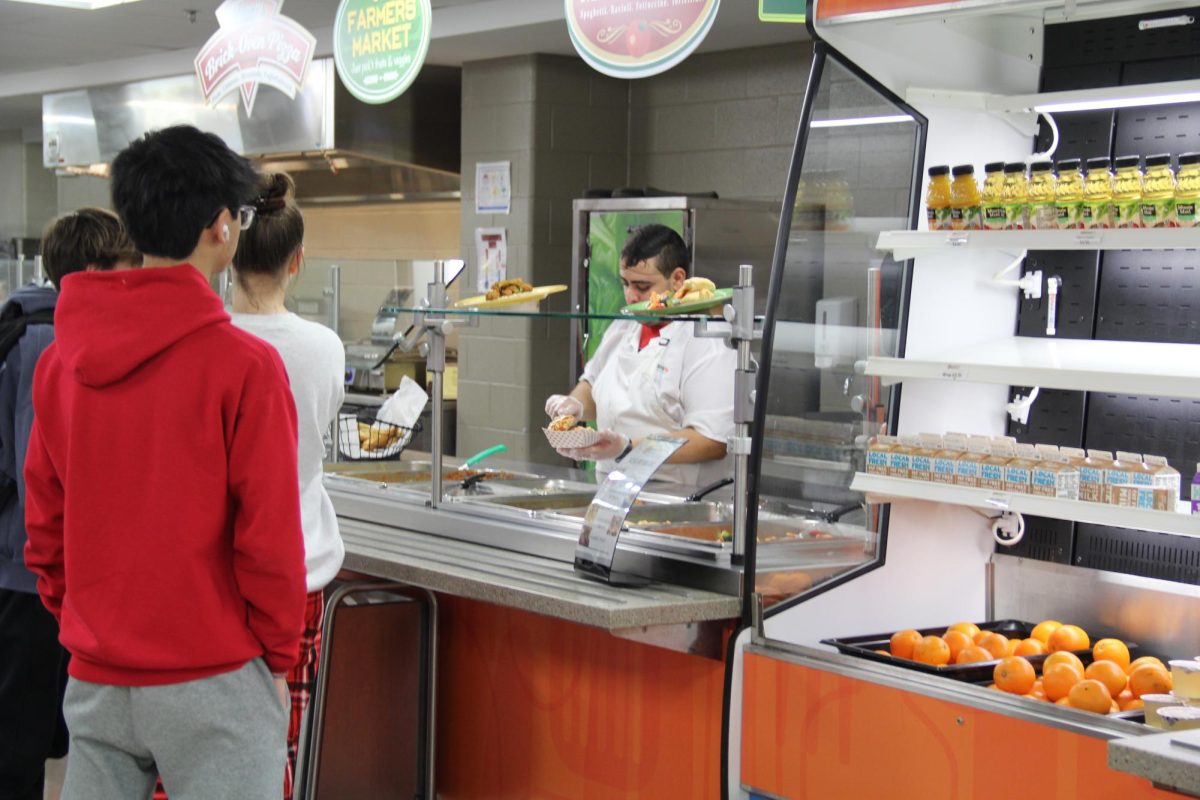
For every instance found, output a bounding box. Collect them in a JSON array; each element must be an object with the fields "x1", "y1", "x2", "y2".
[{"x1": 23, "y1": 124, "x2": 307, "y2": 800}]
